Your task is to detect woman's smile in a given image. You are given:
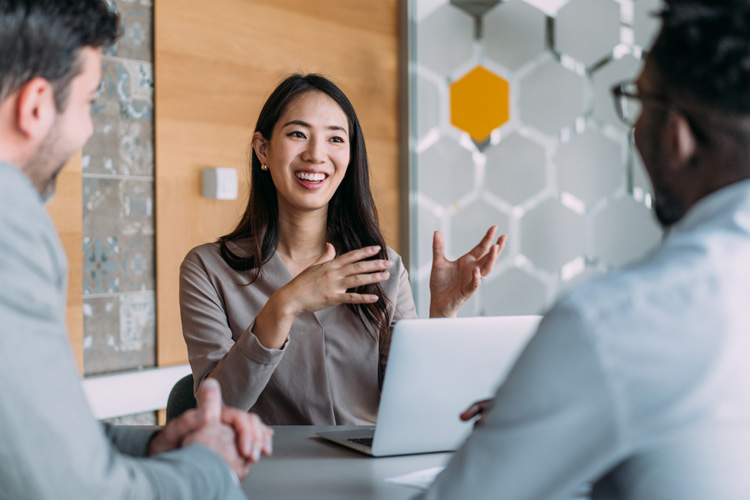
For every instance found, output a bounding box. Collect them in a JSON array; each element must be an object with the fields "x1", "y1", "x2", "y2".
[{"x1": 294, "y1": 170, "x2": 329, "y2": 189}]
